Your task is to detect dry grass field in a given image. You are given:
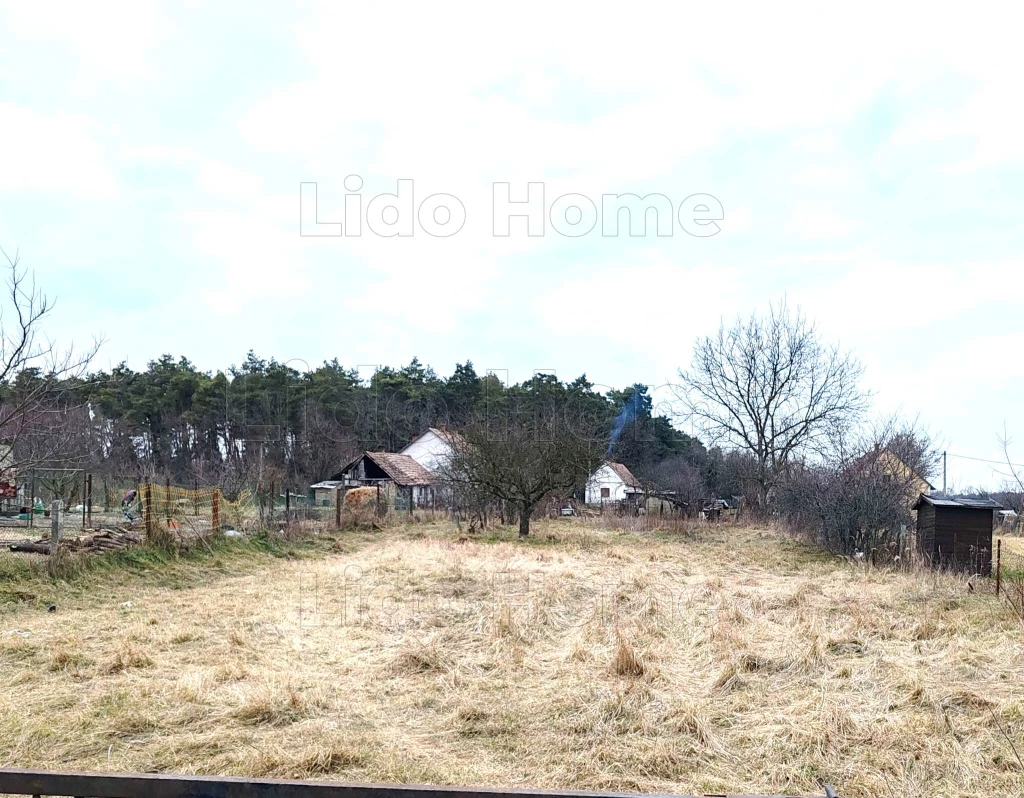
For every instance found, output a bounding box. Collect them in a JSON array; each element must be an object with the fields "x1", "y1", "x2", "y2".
[{"x1": 1, "y1": 522, "x2": 1023, "y2": 798}]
